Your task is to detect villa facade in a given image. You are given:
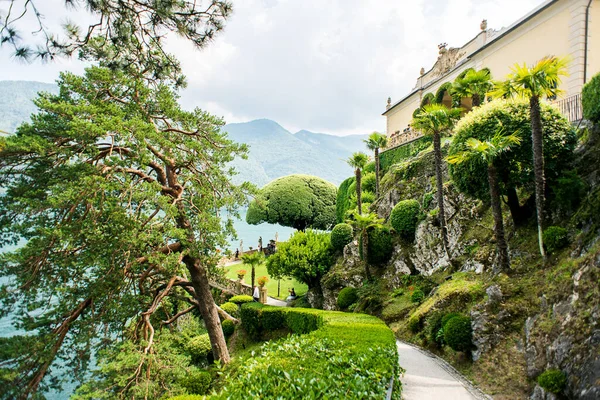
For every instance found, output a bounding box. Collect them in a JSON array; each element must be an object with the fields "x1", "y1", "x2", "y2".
[{"x1": 383, "y1": 0, "x2": 600, "y2": 149}]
